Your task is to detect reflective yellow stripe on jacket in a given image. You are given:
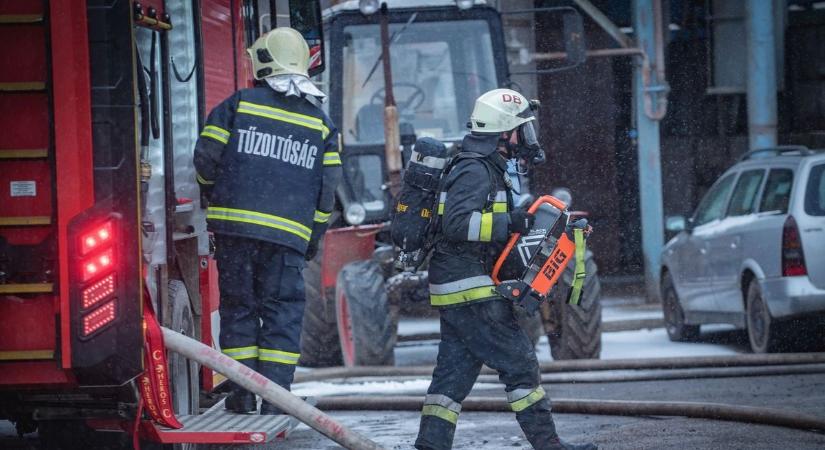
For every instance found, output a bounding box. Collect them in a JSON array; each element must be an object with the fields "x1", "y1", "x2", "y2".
[
  {"x1": 201, "y1": 125, "x2": 230, "y2": 144},
  {"x1": 207, "y1": 206, "x2": 312, "y2": 241},
  {"x1": 237, "y1": 101, "x2": 330, "y2": 139},
  {"x1": 429, "y1": 275, "x2": 497, "y2": 307},
  {"x1": 323, "y1": 151, "x2": 342, "y2": 166},
  {"x1": 314, "y1": 210, "x2": 331, "y2": 224}
]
